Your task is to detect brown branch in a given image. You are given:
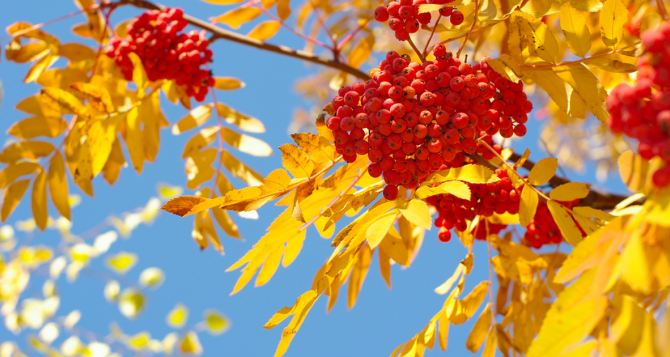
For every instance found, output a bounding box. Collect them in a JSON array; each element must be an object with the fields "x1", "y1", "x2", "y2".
[{"x1": 112, "y1": 0, "x2": 370, "y2": 80}]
